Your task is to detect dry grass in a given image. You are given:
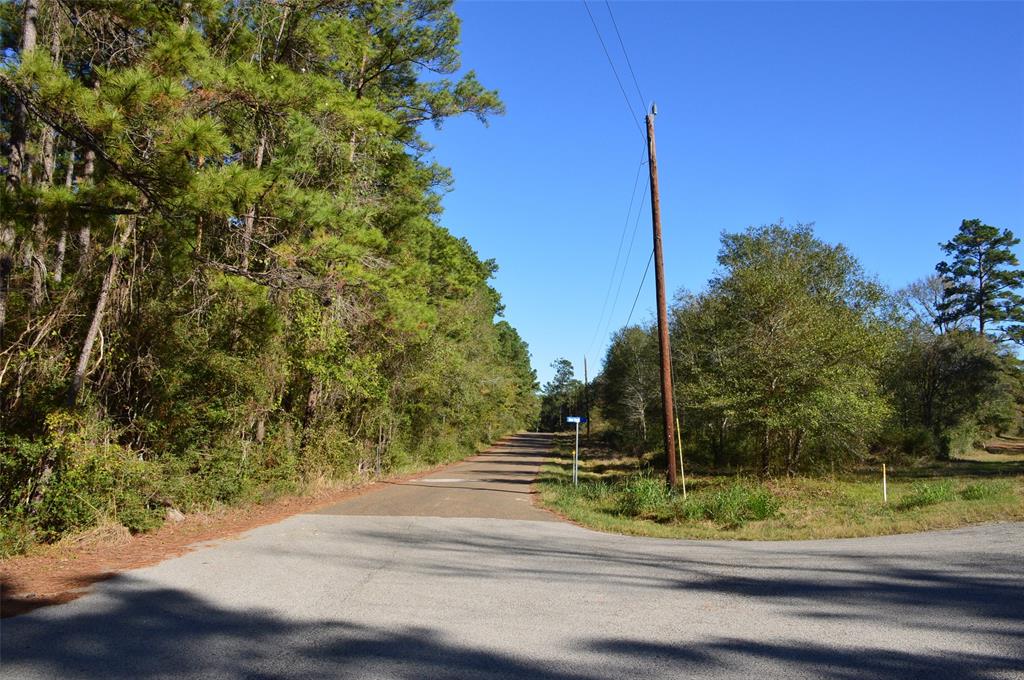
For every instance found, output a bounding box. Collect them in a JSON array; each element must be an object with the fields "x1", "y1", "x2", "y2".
[{"x1": 537, "y1": 438, "x2": 1024, "y2": 541}]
